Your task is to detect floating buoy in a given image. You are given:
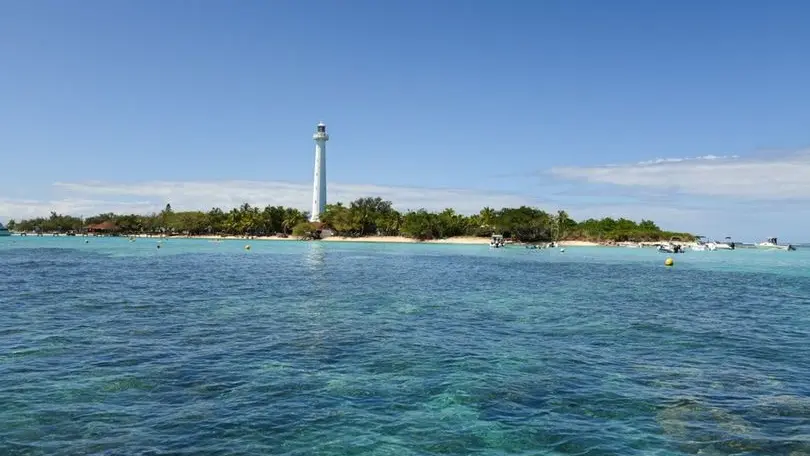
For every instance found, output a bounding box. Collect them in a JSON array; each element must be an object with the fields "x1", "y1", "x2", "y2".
[
  {"x1": 560, "y1": 248, "x2": 565, "y2": 253},
  {"x1": 665, "y1": 257, "x2": 674, "y2": 267},
  {"x1": 245, "y1": 244, "x2": 251, "y2": 250}
]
